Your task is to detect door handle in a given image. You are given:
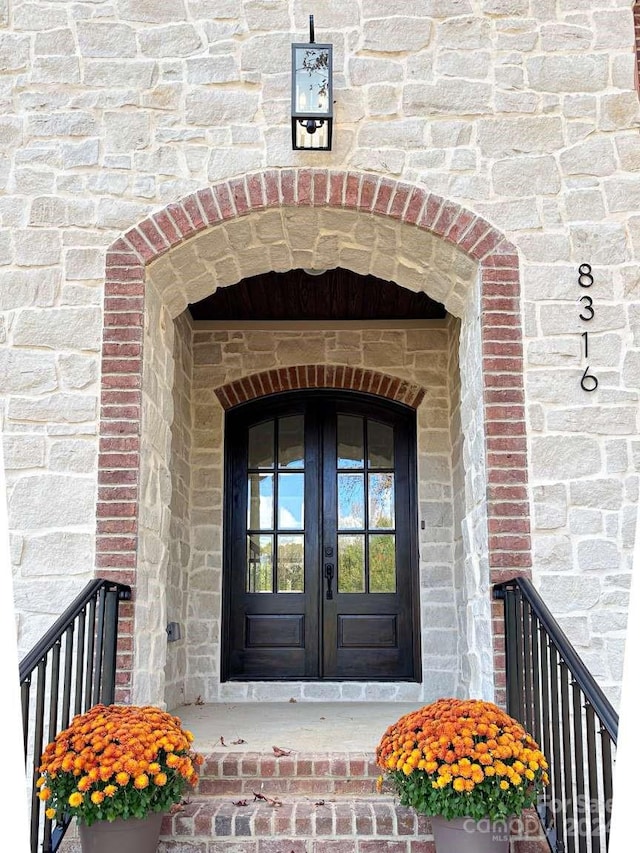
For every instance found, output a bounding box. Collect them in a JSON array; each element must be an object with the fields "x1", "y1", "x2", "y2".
[{"x1": 324, "y1": 563, "x2": 334, "y2": 600}]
